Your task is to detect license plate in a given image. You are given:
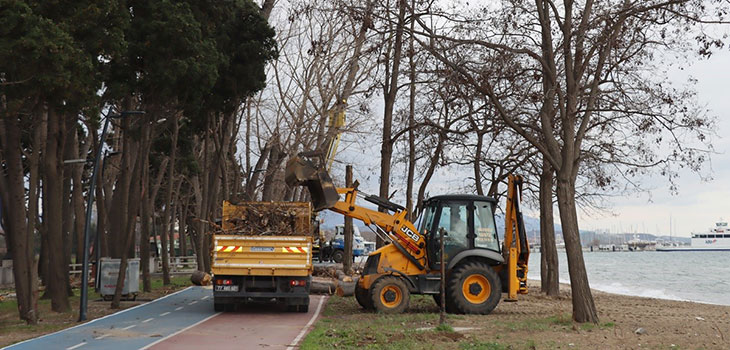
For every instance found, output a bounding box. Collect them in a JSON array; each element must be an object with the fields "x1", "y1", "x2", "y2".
[
  {"x1": 214, "y1": 285, "x2": 239, "y2": 292},
  {"x1": 251, "y1": 246, "x2": 274, "y2": 252}
]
